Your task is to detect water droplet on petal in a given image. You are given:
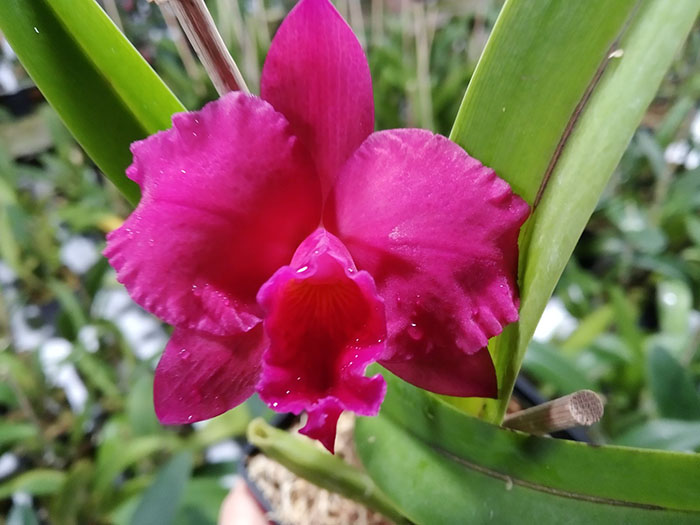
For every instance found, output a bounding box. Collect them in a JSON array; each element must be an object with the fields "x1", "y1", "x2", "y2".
[
  {"x1": 407, "y1": 323, "x2": 423, "y2": 340},
  {"x1": 272, "y1": 402, "x2": 279, "y2": 408},
  {"x1": 297, "y1": 266, "x2": 308, "y2": 273}
]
